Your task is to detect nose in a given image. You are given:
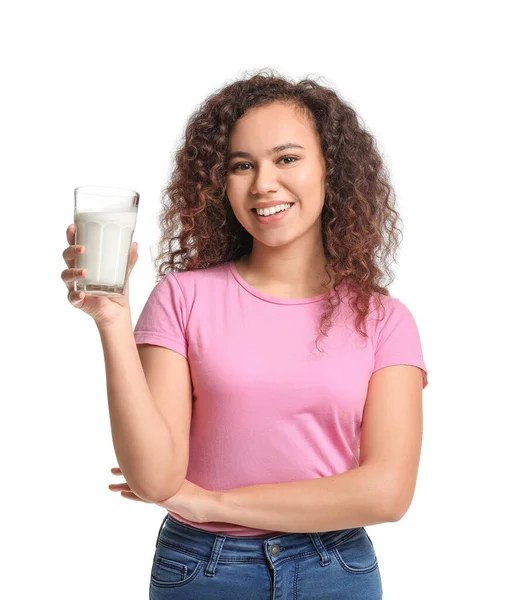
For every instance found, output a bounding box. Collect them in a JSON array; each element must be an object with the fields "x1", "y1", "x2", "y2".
[{"x1": 250, "y1": 164, "x2": 279, "y2": 196}]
